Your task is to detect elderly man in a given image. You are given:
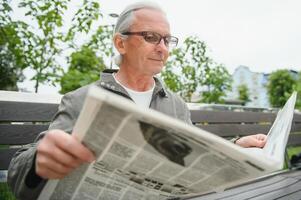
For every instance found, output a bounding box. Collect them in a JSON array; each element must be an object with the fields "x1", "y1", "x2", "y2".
[{"x1": 8, "y1": 2, "x2": 266, "y2": 199}]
